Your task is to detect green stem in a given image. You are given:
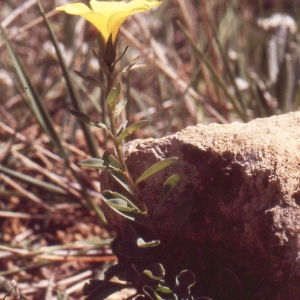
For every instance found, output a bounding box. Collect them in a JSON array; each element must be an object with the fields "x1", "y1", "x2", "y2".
[{"x1": 106, "y1": 73, "x2": 147, "y2": 212}]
